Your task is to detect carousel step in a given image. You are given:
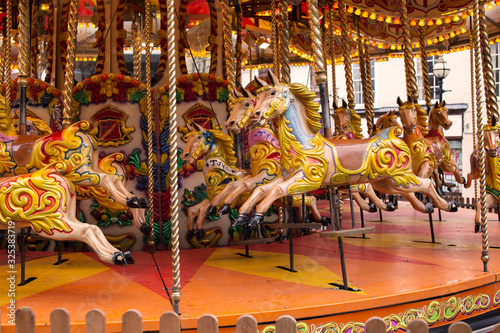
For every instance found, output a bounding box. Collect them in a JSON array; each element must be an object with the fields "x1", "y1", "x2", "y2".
[
  {"x1": 319, "y1": 227, "x2": 375, "y2": 238},
  {"x1": 268, "y1": 223, "x2": 323, "y2": 229},
  {"x1": 230, "y1": 237, "x2": 276, "y2": 246}
]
